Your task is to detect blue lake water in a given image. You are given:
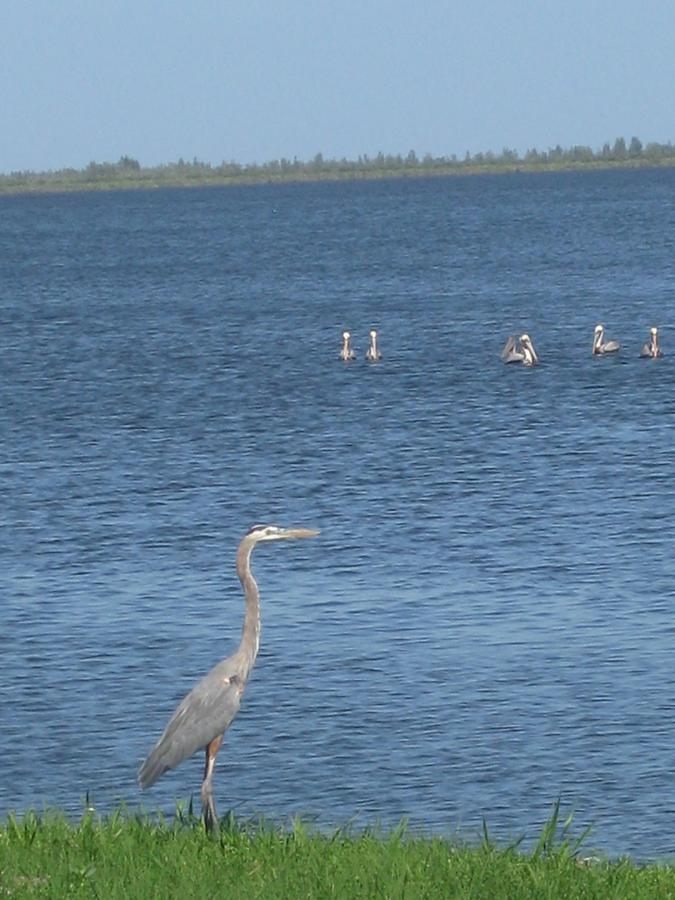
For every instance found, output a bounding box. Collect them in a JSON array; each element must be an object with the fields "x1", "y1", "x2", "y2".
[{"x1": 0, "y1": 168, "x2": 674, "y2": 859}]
